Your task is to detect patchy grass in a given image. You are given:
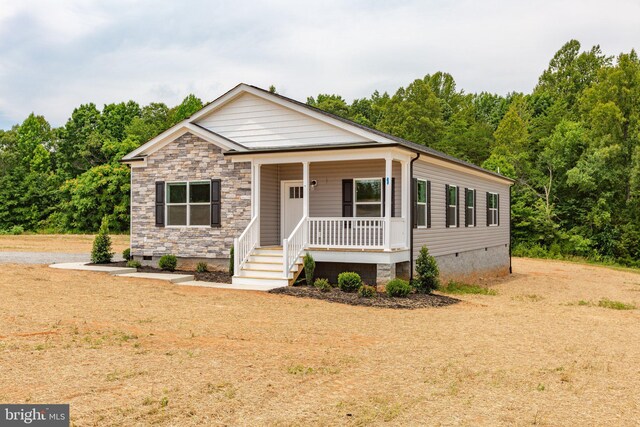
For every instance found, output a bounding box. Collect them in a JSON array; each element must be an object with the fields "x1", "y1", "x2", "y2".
[
  {"x1": 513, "y1": 294, "x2": 545, "y2": 302},
  {"x1": 568, "y1": 298, "x2": 636, "y2": 310},
  {"x1": 2, "y1": 258, "x2": 640, "y2": 425},
  {"x1": 438, "y1": 281, "x2": 497, "y2": 295},
  {"x1": 597, "y1": 298, "x2": 636, "y2": 310}
]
